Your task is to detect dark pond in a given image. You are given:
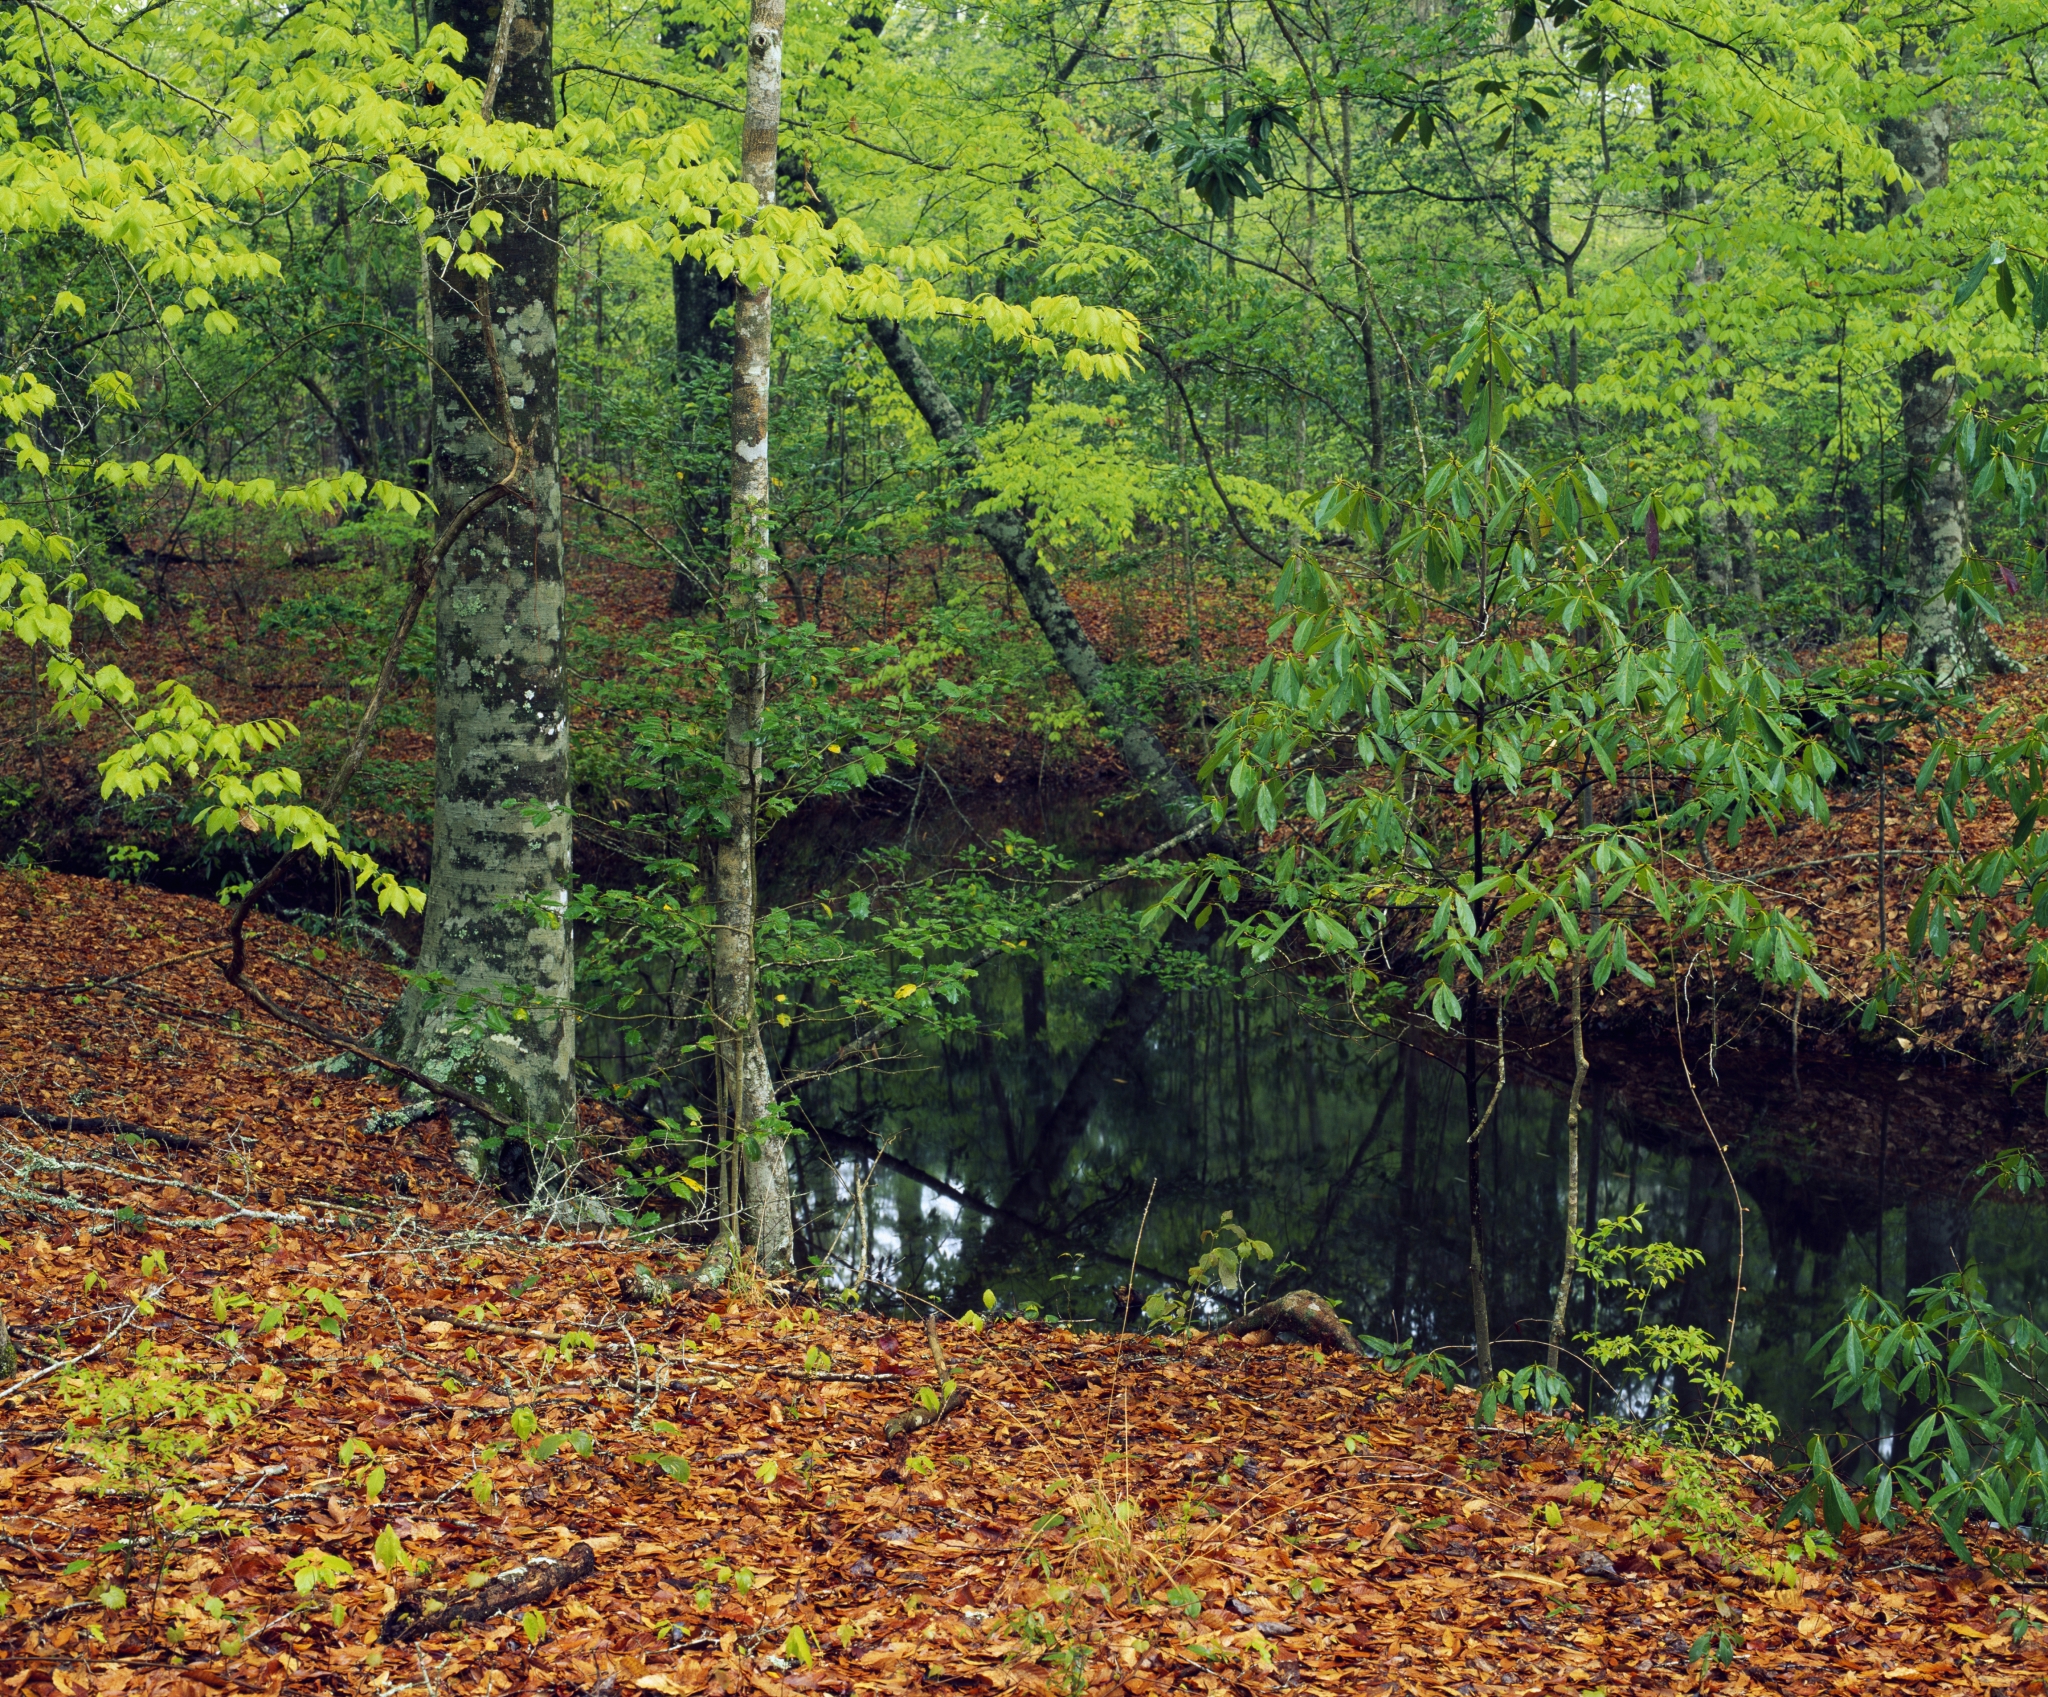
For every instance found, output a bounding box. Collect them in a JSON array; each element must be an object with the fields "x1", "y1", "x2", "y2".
[{"x1": 783, "y1": 922, "x2": 2048, "y2": 1454}]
